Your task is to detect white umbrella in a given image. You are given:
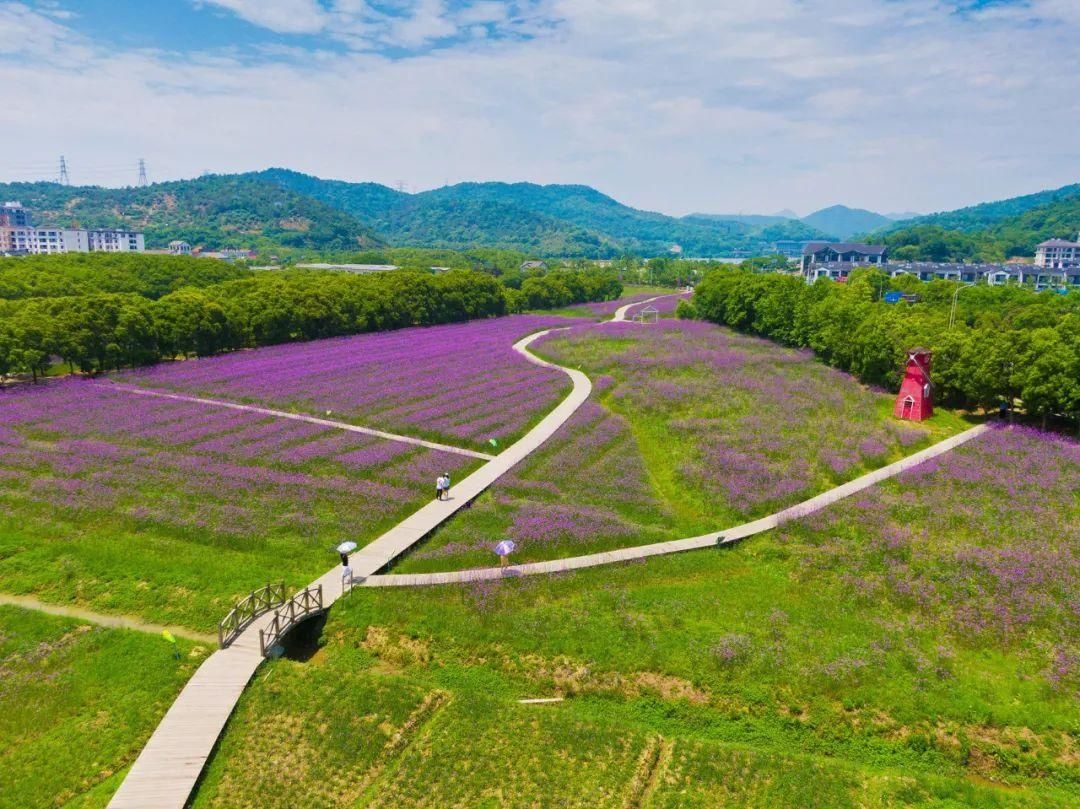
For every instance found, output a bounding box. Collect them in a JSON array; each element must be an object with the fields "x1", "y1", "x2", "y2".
[
  {"x1": 494, "y1": 540, "x2": 516, "y2": 556},
  {"x1": 336, "y1": 541, "x2": 358, "y2": 554}
]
